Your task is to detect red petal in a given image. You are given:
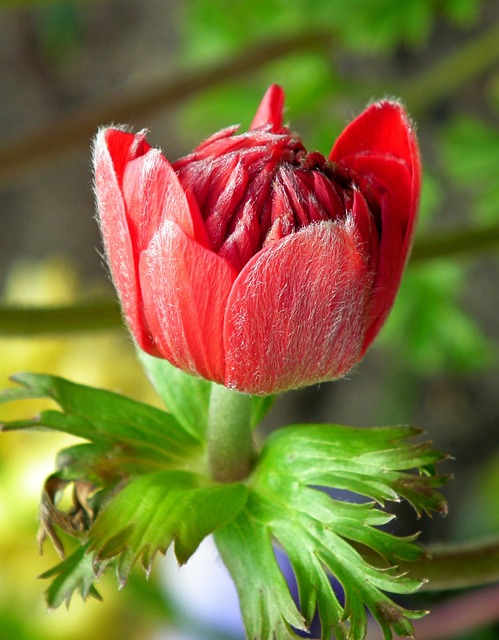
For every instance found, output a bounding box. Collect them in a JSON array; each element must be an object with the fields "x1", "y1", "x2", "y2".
[
  {"x1": 224, "y1": 222, "x2": 374, "y2": 394},
  {"x1": 139, "y1": 220, "x2": 238, "y2": 383},
  {"x1": 218, "y1": 198, "x2": 263, "y2": 272},
  {"x1": 330, "y1": 102, "x2": 421, "y2": 353},
  {"x1": 203, "y1": 157, "x2": 248, "y2": 250},
  {"x1": 346, "y1": 156, "x2": 416, "y2": 353},
  {"x1": 250, "y1": 85, "x2": 285, "y2": 132},
  {"x1": 103, "y1": 128, "x2": 151, "y2": 181},
  {"x1": 349, "y1": 154, "x2": 413, "y2": 240},
  {"x1": 330, "y1": 100, "x2": 417, "y2": 172},
  {"x1": 93, "y1": 128, "x2": 155, "y2": 353},
  {"x1": 332, "y1": 100, "x2": 422, "y2": 250},
  {"x1": 350, "y1": 188, "x2": 379, "y2": 270},
  {"x1": 122, "y1": 148, "x2": 209, "y2": 251},
  {"x1": 192, "y1": 125, "x2": 240, "y2": 154}
]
